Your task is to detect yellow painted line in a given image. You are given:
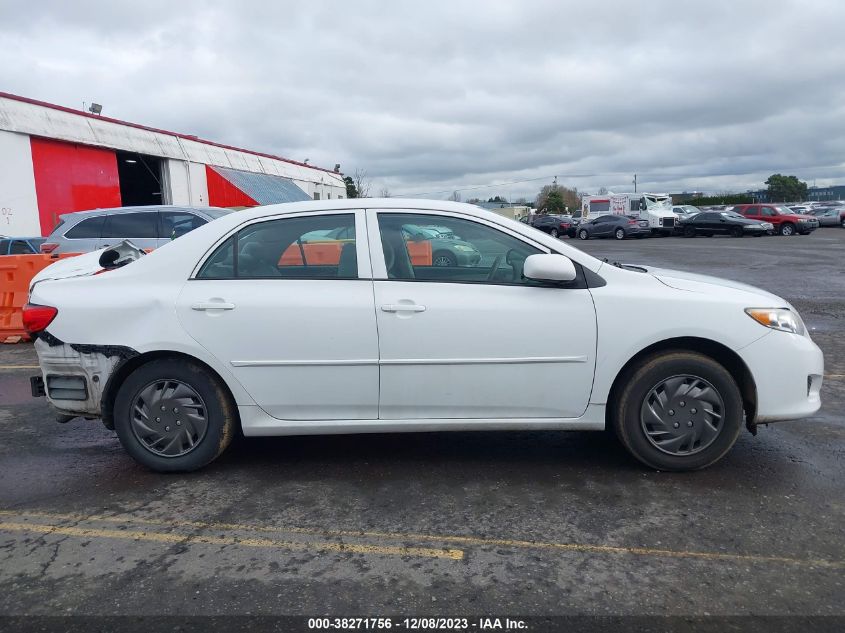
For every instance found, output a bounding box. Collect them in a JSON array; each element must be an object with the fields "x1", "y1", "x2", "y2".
[
  {"x1": 0, "y1": 520, "x2": 463, "y2": 560},
  {"x1": 0, "y1": 365, "x2": 39, "y2": 370},
  {"x1": 0, "y1": 509, "x2": 840, "y2": 569},
  {"x1": 825, "y1": 374, "x2": 844, "y2": 379}
]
